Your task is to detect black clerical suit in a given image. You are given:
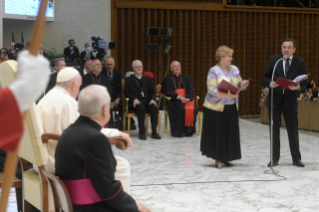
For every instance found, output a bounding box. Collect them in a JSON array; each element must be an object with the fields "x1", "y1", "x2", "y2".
[
  {"x1": 262, "y1": 54, "x2": 307, "y2": 163},
  {"x1": 55, "y1": 116, "x2": 138, "y2": 212},
  {"x1": 102, "y1": 68, "x2": 123, "y2": 102},
  {"x1": 161, "y1": 73, "x2": 197, "y2": 137},
  {"x1": 63, "y1": 46, "x2": 80, "y2": 61},
  {"x1": 81, "y1": 73, "x2": 113, "y2": 98},
  {"x1": 124, "y1": 75, "x2": 158, "y2": 135}
]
